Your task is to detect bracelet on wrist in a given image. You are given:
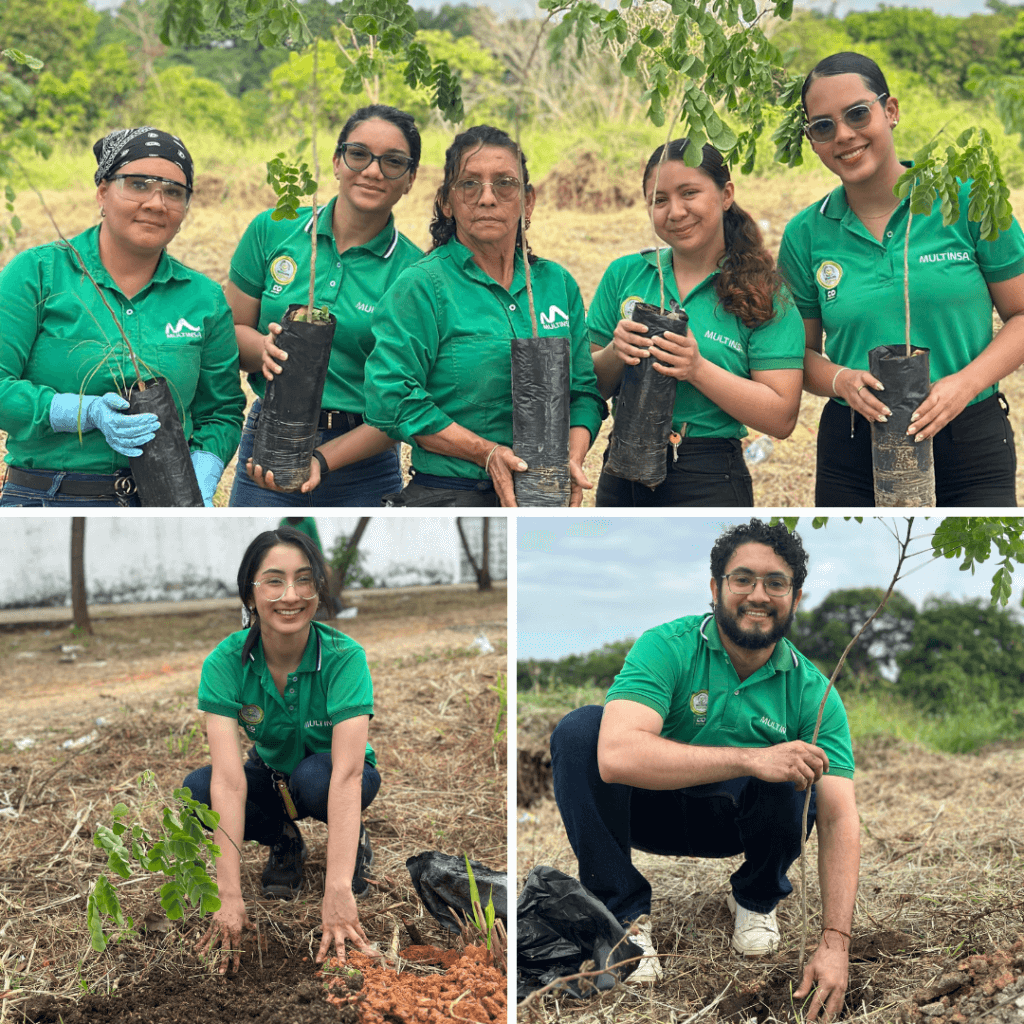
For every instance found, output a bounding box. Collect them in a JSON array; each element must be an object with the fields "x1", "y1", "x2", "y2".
[
  {"x1": 484, "y1": 443, "x2": 502, "y2": 474},
  {"x1": 831, "y1": 367, "x2": 848, "y2": 397},
  {"x1": 312, "y1": 449, "x2": 330, "y2": 480}
]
